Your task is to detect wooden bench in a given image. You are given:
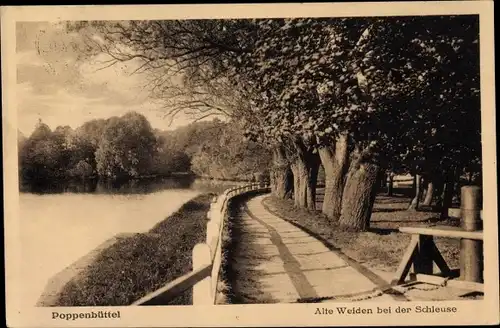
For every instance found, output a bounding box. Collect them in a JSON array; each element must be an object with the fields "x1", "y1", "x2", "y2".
[{"x1": 391, "y1": 226, "x2": 484, "y2": 292}]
